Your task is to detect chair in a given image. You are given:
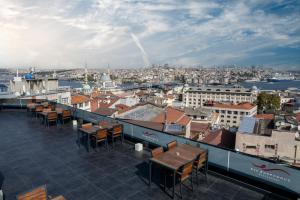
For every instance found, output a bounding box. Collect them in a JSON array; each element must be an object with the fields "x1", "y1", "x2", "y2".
[
  {"x1": 193, "y1": 151, "x2": 208, "y2": 184},
  {"x1": 109, "y1": 124, "x2": 123, "y2": 147},
  {"x1": 34, "y1": 105, "x2": 44, "y2": 118},
  {"x1": 151, "y1": 147, "x2": 164, "y2": 158},
  {"x1": 17, "y1": 185, "x2": 47, "y2": 200},
  {"x1": 168, "y1": 161, "x2": 193, "y2": 199},
  {"x1": 61, "y1": 110, "x2": 71, "y2": 124},
  {"x1": 91, "y1": 129, "x2": 108, "y2": 150},
  {"x1": 17, "y1": 185, "x2": 65, "y2": 200},
  {"x1": 167, "y1": 140, "x2": 177, "y2": 150},
  {"x1": 45, "y1": 112, "x2": 58, "y2": 127}
]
